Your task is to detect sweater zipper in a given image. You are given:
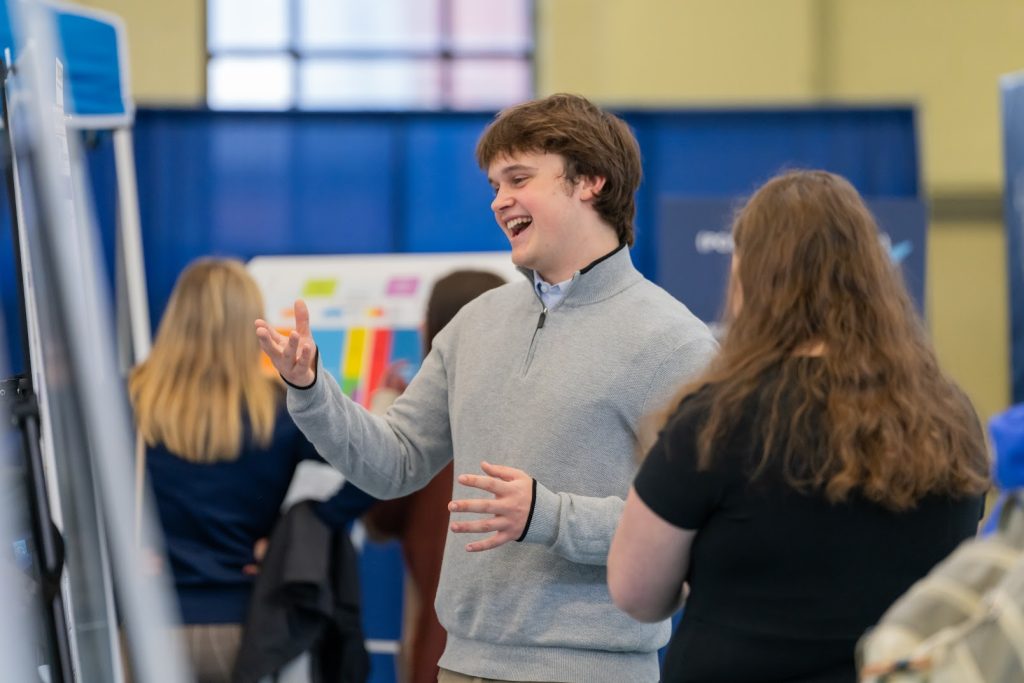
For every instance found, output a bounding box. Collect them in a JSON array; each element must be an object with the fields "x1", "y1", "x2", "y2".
[{"x1": 521, "y1": 305, "x2": 547, "y2": 375}]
